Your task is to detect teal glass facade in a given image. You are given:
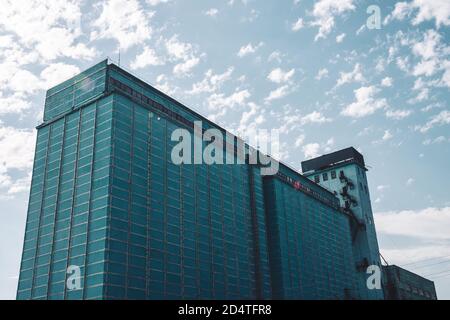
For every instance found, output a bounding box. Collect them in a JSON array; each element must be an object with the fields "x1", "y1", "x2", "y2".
[
  {"x1": 18, "y1": 92, "x2": 113, "y2": 300},
  {"x1": 383, "y1": 265, "x2": 437, "y2": 300},
  {"x1": 18, "y1": 60, "x2": 377, "y2": 300},
  {"x1": 263, "y1": 173, "x2": 358, "y2": 299}
]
